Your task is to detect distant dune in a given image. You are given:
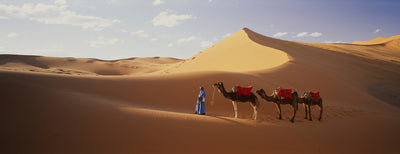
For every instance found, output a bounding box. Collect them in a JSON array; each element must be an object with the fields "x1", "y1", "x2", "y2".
[
  {"x1": 0, "y1": 55, "x2": 182, "y2": 75},
  {"x1": 352, "y1": 35, "x2": 400, "y2": 45},
  {"x1": 305, "y1": 35, "x2": 400, "y2": 64},
  {"x1": 1, "y1": 28, "x2": 399, "y2": 154}
]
